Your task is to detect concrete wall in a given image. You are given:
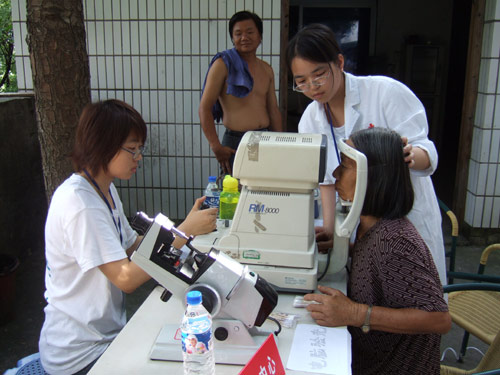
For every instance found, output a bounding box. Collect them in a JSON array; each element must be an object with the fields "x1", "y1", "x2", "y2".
[{"x1": 0, "y1": 96, "x2": 47, "y2": 260}]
